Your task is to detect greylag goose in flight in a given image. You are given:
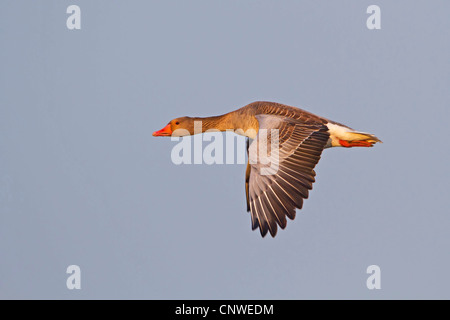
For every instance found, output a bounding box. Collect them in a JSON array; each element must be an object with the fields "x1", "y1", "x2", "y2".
[{"x1": 153, "y1": 101, "x2": 381, "y2": 237}]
